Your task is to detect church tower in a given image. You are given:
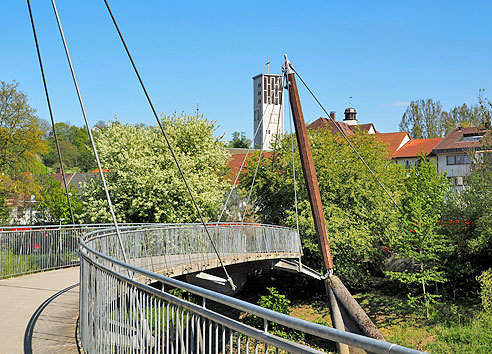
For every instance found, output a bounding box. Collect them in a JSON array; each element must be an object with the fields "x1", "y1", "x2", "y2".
[{"x1": 252, "y1": 73, "x2": 284, "y2": 150}]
